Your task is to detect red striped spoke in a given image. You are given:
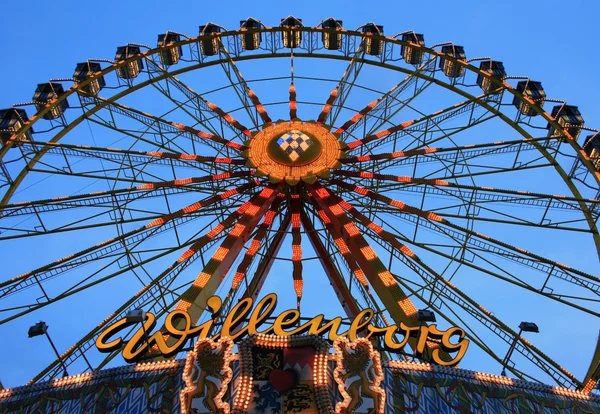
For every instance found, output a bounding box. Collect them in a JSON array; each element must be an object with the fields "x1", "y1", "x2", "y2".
[
  {"x1": 330, "y1": 179, "x2": 444, "y2": 223},
  {"x1": 344, "y1": 97, "x2": 481, "y2": 151},
  {"x1": 308, "y1": 182, "x2": 419, "y2": 320},
  {"x1": 325, "y1": 190, "x2": 417, "y2": 261},
  {"x1": 336, "y1": 170, "x2": 600, "y2": 205},
  {"x1": 316, "y1": 87, "x2": 338, "y2": 125},
  {"x1": 1, "y1": 171, "x2": 252, "y2": 214},
  {"x1": 143, "y1": 150, "x2": 246, "y2": 165},
  {"x1": 230, "y1": 192, "x2": 285, "y2": 292},
  {"x1": 205, "y1": 100, "x2": 253, "y2": 138},
  {"x1": 340, "y1": 137, "x2": 553, "y2": 165},
  {"x1": 174, "y1": 187, "x2": 271, "y2": 267},
  {"x1": 171, "y1": 119, "x2": 246, "y2": 150},
  {"x1": 329, "y1": 178, "x2": 599, "y2": 284},
  {"x1": 289, "y1": 83, "x2": 297, "y2": 119},
  {"x1": 135, "y1": 171, "x2": 253, "y2": 193},
  {"x1": 0, "y1": 179, "x2": 258, "y2": 300},
  {"x1": 175, "y1": 184, "x2": 283, "y2": 316},
  {"x1": 291, "y1": 193, "x2": 303, "y2": 305},
  {"x1": 144, "y1": 180, "x2": 259, "y2": 229},
  {"x1": 335, "y1": 99, "x2": 378, "y2": 135},
  {"x1": 305, "y1": 186, "x2": 370, "y2": 291},
  {"x1": 247, "y1": 88, "x2": 273, "y2": 126}
]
